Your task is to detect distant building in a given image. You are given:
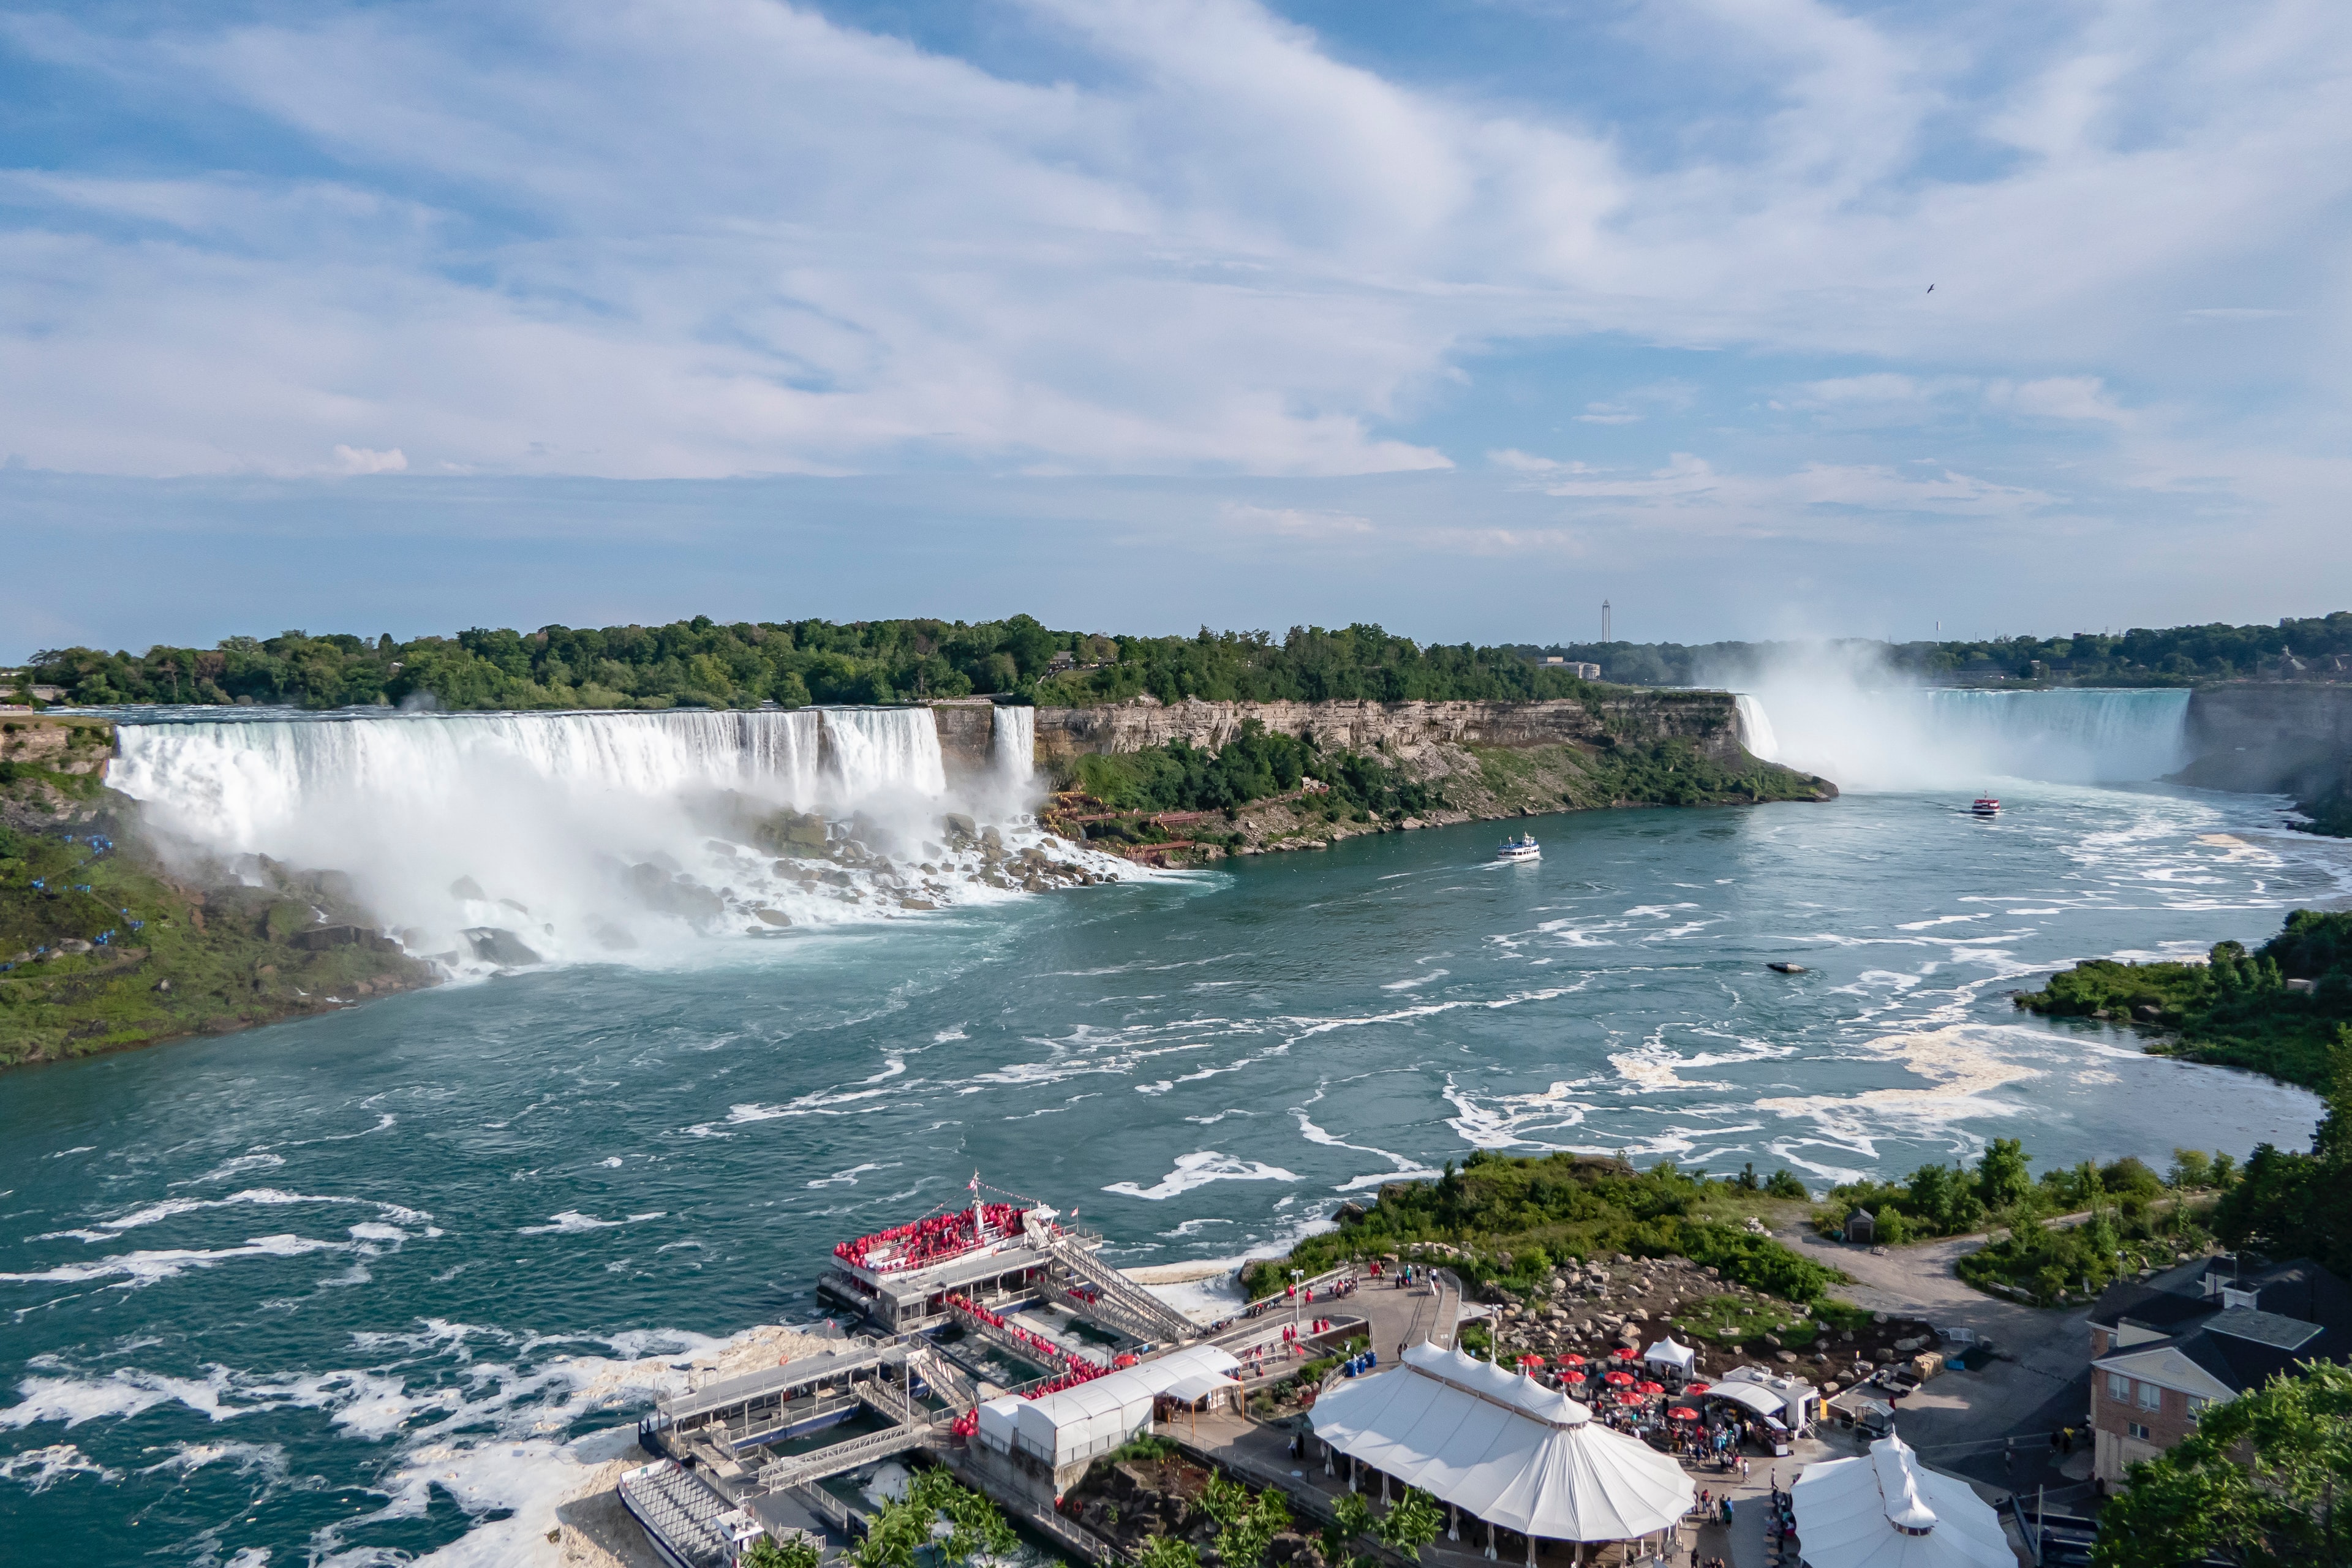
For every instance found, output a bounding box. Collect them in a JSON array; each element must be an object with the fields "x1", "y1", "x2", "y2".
[
  {"x1": 1538, "y1": 657, "x2": 1601, "y2": 678},
  {"x1": 2087, "y1": 1256, "x2": 2352, "y2": 1485},
  {"x1": 1842, "y1": 1210, "x2": 1875, "y2": 1245}
]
